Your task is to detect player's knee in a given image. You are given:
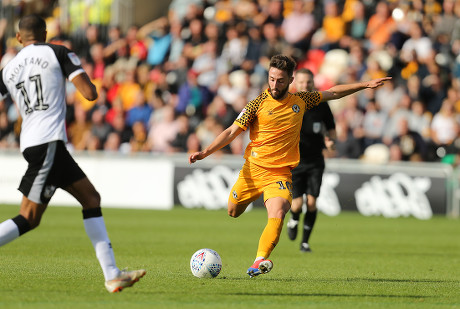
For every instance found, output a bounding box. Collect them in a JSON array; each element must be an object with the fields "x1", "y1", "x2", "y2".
[
  {"x1": 227, "y1": 202, "x2": 245, "y2": 218},
  {"x1": 306, "y1": 202, "x2": 317, "y2": 212},
  {"x1": 277, "y1": 209, "x2": 288, "y2": 219},
  {"x1": 291, "y1": 199, "x2": 303, "y2": 213},
  {"x1": 228, "y1": 208, "x2": 239, "y2": 218},
  {"x1": 88, "y1": 190, "x2": 101, "y2": 208},
  {"x1": 306, "y1": 196, "x2": 317, "y2": 212}
]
